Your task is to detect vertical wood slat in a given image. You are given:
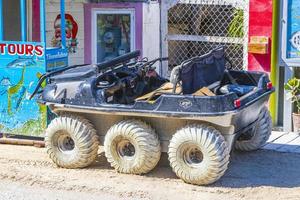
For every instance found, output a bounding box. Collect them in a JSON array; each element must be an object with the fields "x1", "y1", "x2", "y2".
[{"x1": 0, "y1": 0, "x2": 3, "y2": 40}]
